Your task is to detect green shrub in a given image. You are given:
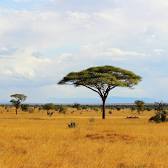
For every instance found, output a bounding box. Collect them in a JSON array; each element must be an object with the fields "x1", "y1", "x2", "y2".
[
  {"x1": 149, "y1": 111, "x2": 167, "y2": 123},
  {"x1": 57, "y1": 105, "x2": 66, "y2": 114},
  {"x1": 21, "y1": 104, "x2": 30, "y2": 112},
  {"x1": 68, "y1": 122, "x2": 76, "y2": 128}
]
